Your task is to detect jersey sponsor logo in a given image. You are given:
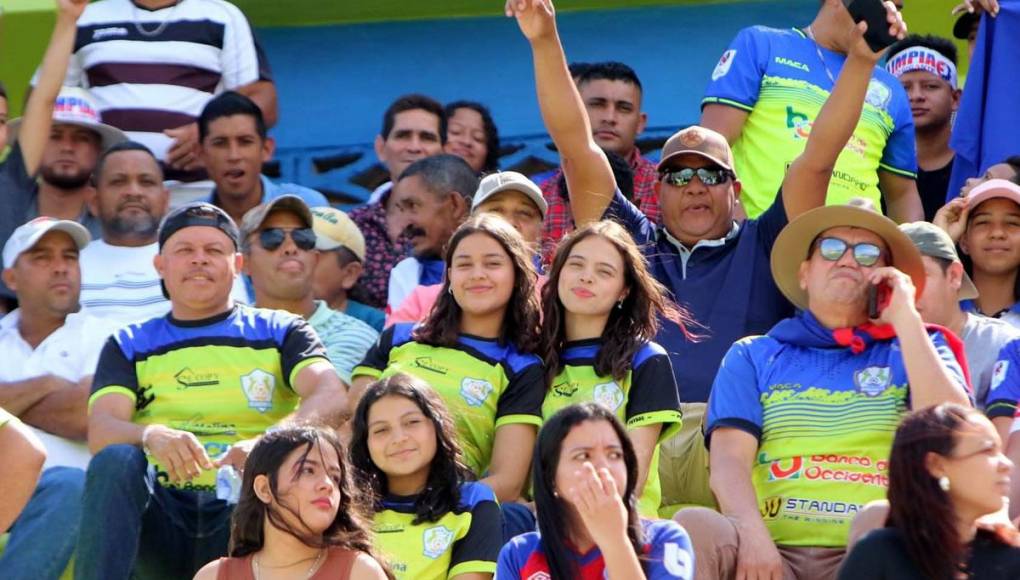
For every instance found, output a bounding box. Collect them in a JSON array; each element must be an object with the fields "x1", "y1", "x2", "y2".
[
  {"x1": 712, "y1": 49, "x2": 736, "y2": 81},
  {"x1": 93, "y1": 26, "x2": 129, "y2": 40},
  {"x1": 422, "y1": 525, "x2": 455, "y2": 559},
  {"x1": 662, "y1": 541, "x2": 693, "y2": 577},
  {"x1": 175, "y1": 367, "x2": 220, "y2": 389},
  {"x1": 774, "y1": 56, "x2": 809, "y2": 72},
  {"x1": 865, "y1": 79, "x2": 892, "y2": 111},
  {"x1": 766, "y1": 456, "x2": 803, "y2": 481},
  {"x1": 240, "y1": 369, "x2": 276, "y2": 412},
  {"x1": 460, "y1": 377, "x2": 494, "y2": 407},
  {"x1": 413, "y1": 356, "x2": 449, "y2": 375},
  {"x1": 786, "y1": 106, "x2": 868, "y2": 157},
  {"x1": 374, "y1": 522, "x2": 405, "y2": 534},
  {"x1": 552, "y1": 381, "x2": 579, "y2": 398},
  {"x1": 593, "y1": 381, "x2": 625, "y2": 412},
  {"x1": 991, "y1": 360, "x2": 1009, "y2": 392},
  {"x1": 760, "y1": 495, "x2": 784, "y2": 520},
  {"x1": 854, "y1": 366, "x2": 891, "y2": 397}
]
